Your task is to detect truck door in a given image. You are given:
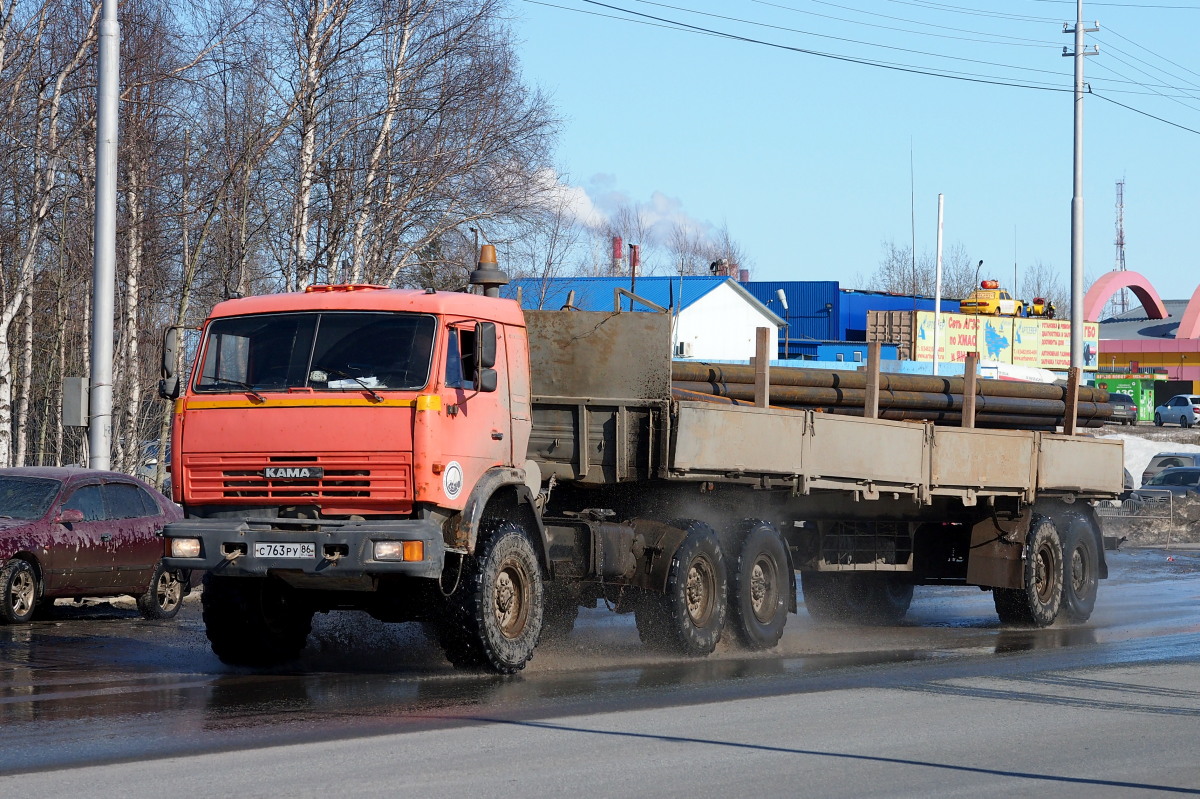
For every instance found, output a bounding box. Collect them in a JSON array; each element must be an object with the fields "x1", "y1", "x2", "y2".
[{"x1": 436, "y1": 322, "x2": 511, "y2": 507}]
